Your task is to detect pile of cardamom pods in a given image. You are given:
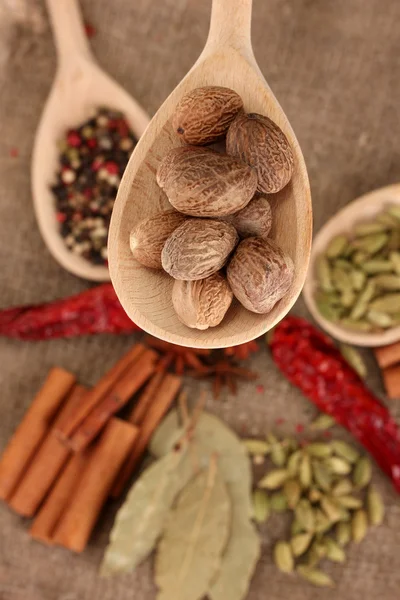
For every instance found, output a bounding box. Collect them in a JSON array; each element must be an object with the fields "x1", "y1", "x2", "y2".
[
  {"x1": 315, "y1": 205, "x2": 400, "y2": 331},
  {"x1": 244, "y1": 426, "x2": 385, "y2": 588}
]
